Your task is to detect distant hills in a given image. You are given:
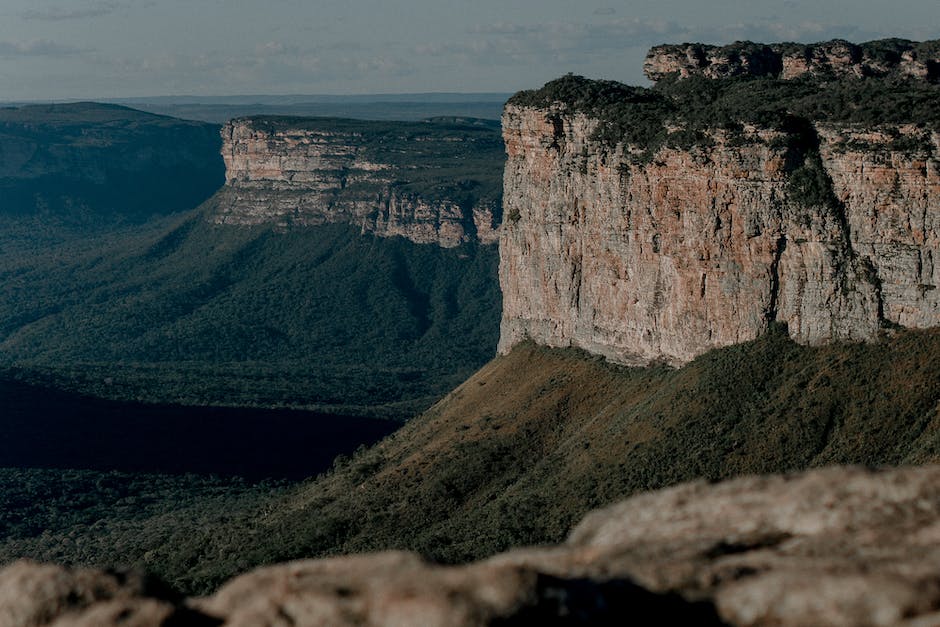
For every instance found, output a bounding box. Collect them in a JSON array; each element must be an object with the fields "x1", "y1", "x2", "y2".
[
  {"x1": 0, "y1": 102, "x2": 224, "y2": 227},
  {"x1": 0, "y1": 93, "x2": 513, "y2": 124}
]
